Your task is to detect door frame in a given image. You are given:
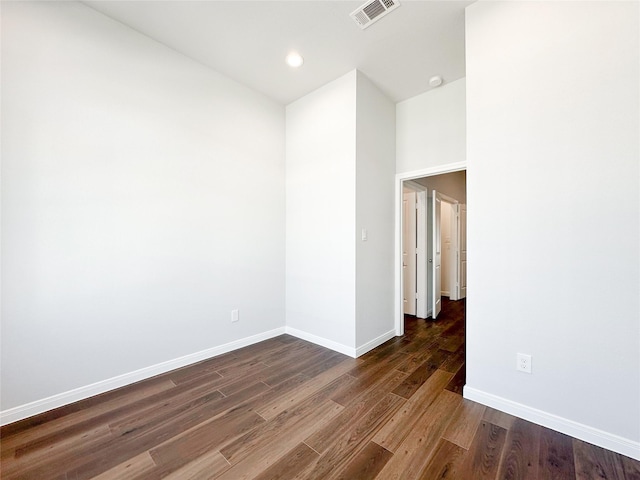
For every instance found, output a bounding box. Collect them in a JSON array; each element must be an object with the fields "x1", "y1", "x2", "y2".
[{"x1": 394, "y1": 162, "x2": 466, "y2": 336}]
